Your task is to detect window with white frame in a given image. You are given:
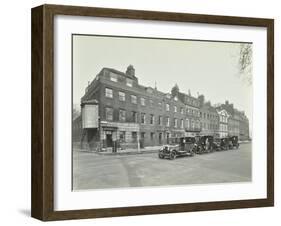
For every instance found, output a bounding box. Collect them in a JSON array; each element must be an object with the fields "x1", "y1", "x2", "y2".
[
  {"x1": 180, "y1": 107, "x2": 184, "y2": 114},
  {"x1": 158, "y1": 116, "x2": 163, "y2": 125},
  {"x1": 140, "y1": 97, "x2": 146, "y2": 106},
  {"x1": 105, "y1": 88, "x2": 113, "y2": 98},
  {"x1": 196, "y1": 120, "x2": 200, "y2": 129},
  {"x1": 118, "y1": 91, "x2": 125, "y2": 101},
  {"x1": 174, "y1": 118, "x2": 178, "y2": 128},
  {"x1": 131, "y1": 95, "x2": 137, "y2": 104},
  {"x1": 150, "y1": 114, "x2": 154, "y2": 124},
  {"x1": 166, "y1": 103, "x2": 170, "y2": 111},
  {"x1": 119, "y1": 109, "x2": 126, "y2": 122},
  {"x1": 186, "y1": 118, "x2": 190, "y2": 128},
  {"x1": 191, "y1": 120, "x2": 195, "y2": 129},
  {"x1": 180, "y1": 119, "x2": 184, "y2": 128},
  {"x1": 166, "y1": 117, "x2": 170, "y2": 127}
]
